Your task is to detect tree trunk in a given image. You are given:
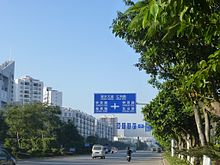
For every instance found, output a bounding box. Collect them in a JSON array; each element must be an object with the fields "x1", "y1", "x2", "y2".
[
  {"x1": 186, "y1": 134, "x2": 190, "y2": 162},
  {"x1": 189, "y1": 135, "x2": 195, "y2": 164},
  {"x1": 203, "y1": 108, "x2": 210, "y2": 143},
  {"x1": 201, "y1": 107, "x2": 212, "y2": 165},
  {"x1": 177, "y1": 136, "x2": 182, "y2": 158},
  {"x1": 211, "y1": 101, "x2": 220, "y2": 116},
  {"x1": 205, "y1": 101, "x2": 220, "y2": 116},
  {"x1": 181, "y1": 138, "x2": 184, "y2": 160},
  {"x1": 171, "y1": 139, "x2": 175, "y2": 157},
  {"x1": 203, "y1": 155, "x2": 212, "y2": 165},
  {"x1": 193, "y1": 104, "x2": 206, "y2": 146},
  {"x1": 16, "y1": 131, "x2": 20, "y2": 148},
  {"x1": 186, "y1": 134, "x2": 195, "y2": 164}
]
